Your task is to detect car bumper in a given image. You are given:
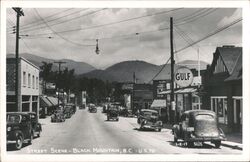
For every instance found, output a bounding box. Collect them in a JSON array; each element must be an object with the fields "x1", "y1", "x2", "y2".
[
  {"x1": 143, "y1": 124, "x2": 162, "y2": 129},
  {"x1": 187, "y1": 136, "x2": 226, "y2": 142}
]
